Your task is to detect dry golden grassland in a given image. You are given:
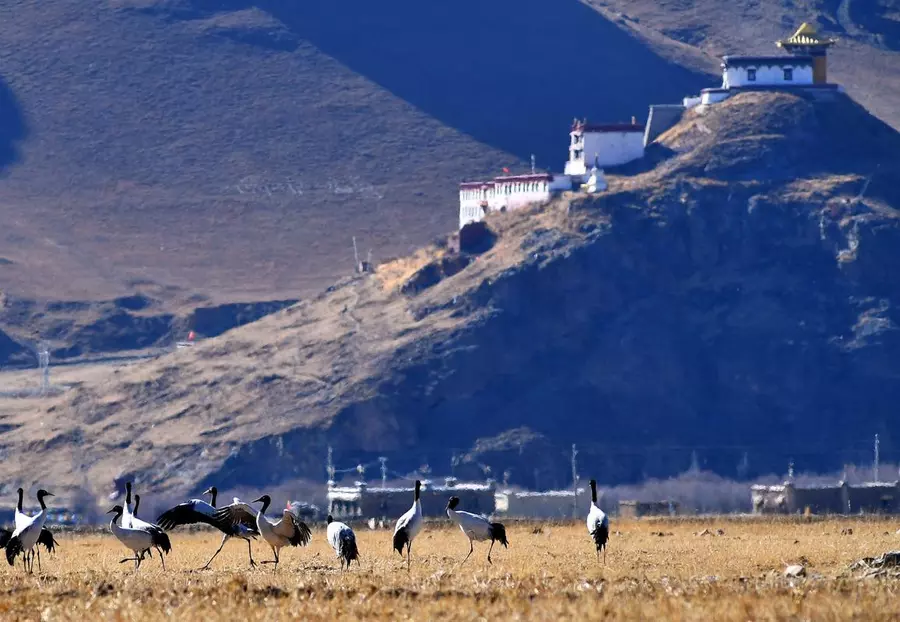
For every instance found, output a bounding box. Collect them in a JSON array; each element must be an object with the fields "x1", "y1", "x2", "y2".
[{"x1": 2, "y1": 518, "x2": 900, "y2": 621}]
